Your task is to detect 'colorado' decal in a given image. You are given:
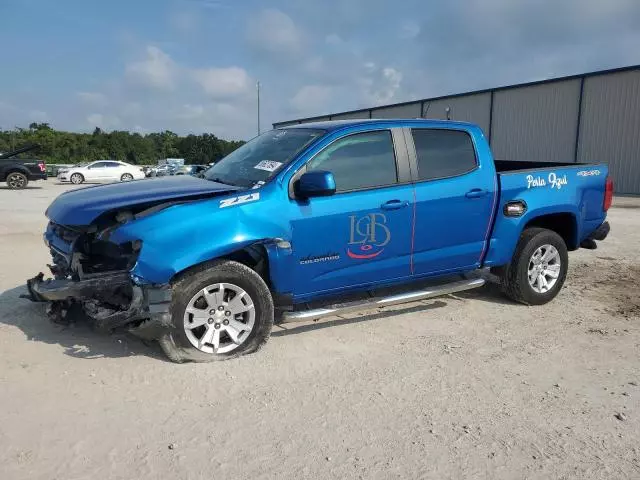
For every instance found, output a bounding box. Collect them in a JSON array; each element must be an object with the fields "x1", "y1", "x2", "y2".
[{"x1": 219, "y1": 193, "x2": 260, "y2": 209}]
